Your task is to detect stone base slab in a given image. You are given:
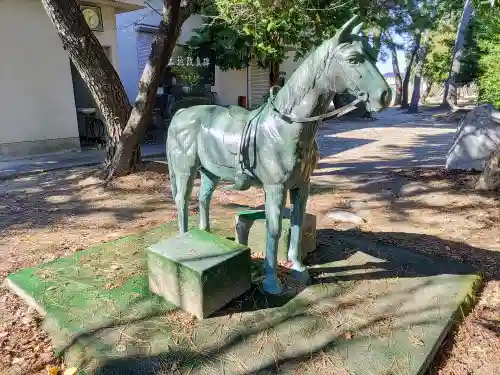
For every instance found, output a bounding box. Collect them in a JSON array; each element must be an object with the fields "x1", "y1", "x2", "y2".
[
  {"x1": 5, "y1": 219, "x2": 481, "y2": 375},
  {"x1": 148, "y1": 228, "x2": 251, "y2": 319}
]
